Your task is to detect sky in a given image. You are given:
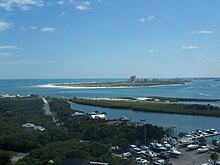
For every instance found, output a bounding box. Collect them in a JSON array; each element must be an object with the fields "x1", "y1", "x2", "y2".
[{"x1": 0, "y1": 0, "x2": 220, "y2": 79}]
